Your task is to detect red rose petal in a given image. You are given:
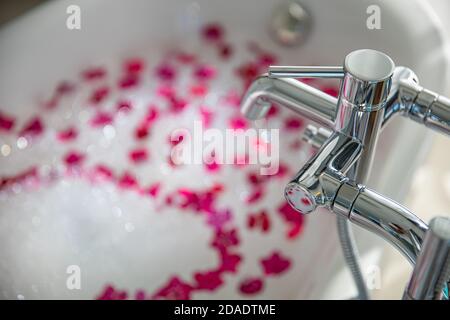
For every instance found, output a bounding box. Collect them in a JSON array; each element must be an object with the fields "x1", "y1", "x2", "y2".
[
  {"x1": 246, "y1": 172, "x2": 268, "y2": 186},
  {"x1": 57, "y1": 126, "x2": 78, "y2": 142},
  {"x1": 218, "y1": 43, "x2": 233, "y2": 59},
  {"x1": 200, "y1": 106, "x2": 213, "y2": 127},
  {"x1": 169, "y1": 132, "x2": 185, "y2": 146},
  {"x1": 92, "y1": 164, "x2": 114, "y2": 181},
  {"x1": 205, "y1": 157, "x2": 221, "y2": 173},
  {"x1": 194, "y1": 271, "x2": 223, "y2": 291},
  {"x1": 0, "y1": 167, "x2": 38, "y2": 191},
  {"x1": 135, "y1": 290, "x2": 147, "y2": 300},
  {"x1": 20, "y1": 117, "x2": 44, "y2": 137},
  {"x1": 63, "y1": 151, "x2": 85, "y2": 167},
  {"x1": 118, "y1": 172, "x2": 138, "y2": 189},
  {"x1": 90, "y1": 112, "x2": 113, "y2": 127},
  {"x1": 144, "y1": 105, "x2": 159, "y2": 124},
  {"x1": 322, "y1": 86, "x2": 339, "y2": 98},
  {"x1": 202, "y1": 23, "x2": 224, "y2": 42},
  {"x1": 219, "y1": 251, "x2": 242, "y2": 273},
  {"x1": 55, "y1": 81, "x2": 75, "y2": 96},
  {"x1": 156, "y1": 63, "x2": 177, "y2": 81},
  {"x1": 194, "y1": 64, "x2": 216, "y2": 81},
  {"x1": 89, "y1": 86, "x2": 109, "y2": 104},
  {"x1": 176, "y1": 52, "x2": 196, "y2": 64},
  {"x1": 0, "y1": 111, "x2": 15, "y2": 132},
  {"x1": 206, "y1": 209, "x2": 231, "y2": 229},
  {"x1": 284, "y1": 117, "x2": 304, "y2": 131},
  {"x1": 261, "y1": 251, "x2": 291, "y2": 276},
  {"x1": 124, "y1": 58, "x2": 144, "y2": 73},
  {"x1": 129, "y1": 148, "x2": 149, "y2": 164},
  {"x1": 117, "y1": 100, "x2": 133, "y2": 113},
  {"x1": 235, "y1": 62, "x2": 259, "y2": 82},
  {"x1": 96, "y1": 285, "x2": 128, "y2": 300},
  {"x1": 190, "y1": 84, "x2": 208, "y2": 97},
  {"x1": 211, "y1": 228, "x2": 239, "y2": 250},
  {"x1": 229, "y1": 116, "x2": 248, "y2": 130},
  {"x1": 144, "y1": 182, "x2": 161, "y2": 198},
  {"x1": 119, "y1": 74, "x2": 139, "y2": 89},
  {"x1": 247, "y1": 210, "x2": 271, "y2": 233},
  {"x1": 278, "y1": 201, "x2": 306, "y2": 239},
  {"x1": 239, "y1": 277, "x2": 264, "y2": 295},
  {"x1": 245, "y1": 187, "x2": 264, "y2": 204},
  {"x1": 258, "y1": 53, "x2": 277, "y2": 67},
  {"x1": 134, "y1": 124, "x2": 150, "y2": 140},
  {"x1": 168, "y1": 96, "x2": 187, "y2": 113},
  {"x1": 267, "y1": 104, "x2": 279, "y2": 118},
  {"x1": 153, "y1": 277, "x2": 193, "y2": 300},
  {"x1": 157, "y1": 85, "x2": 175, "y2": 98},
  {"x1": 82, "y1": 67, "x2": 106, "y2": 81}
]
